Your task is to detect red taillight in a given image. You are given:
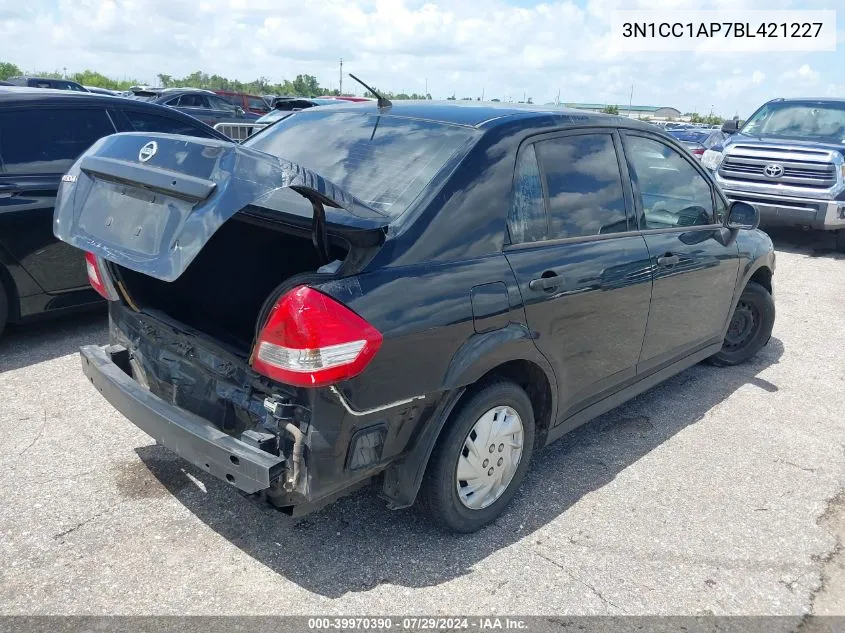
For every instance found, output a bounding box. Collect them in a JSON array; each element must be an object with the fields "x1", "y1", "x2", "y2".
[
  {"x1": 85, "y1": 252, "x2": 118, "y2": 300},
  {"x1": 251, "y1": 286, "x2": 382, "y2": 387},
  {"x1": 691, "y1": 148, "x2": 706, "y2": 156}
]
